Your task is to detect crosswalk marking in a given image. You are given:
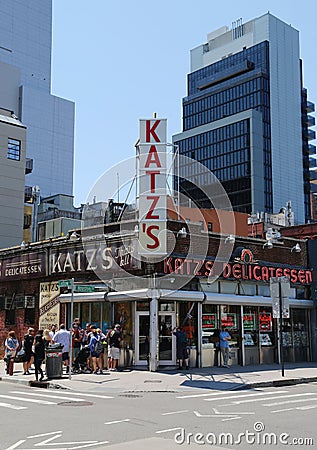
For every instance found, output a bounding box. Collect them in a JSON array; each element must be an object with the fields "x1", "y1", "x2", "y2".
[
  {"x1": 204, "y1": 390, "x2": 289, "y2": 402},
  {"x1": 222, "y1": 392, "x2": 314, "y2": 406},
  {"x1": 176, "y1": 391, "x2": 243, "y2": 399},
  {"x1": 0, "y1": 401, "x2": 27, "y2": 410},
  {"x1": 0, "y1": 394, "x2": 55, "y2": 405},
  {"x1": 263, "y1": 397, "x2": 317, "y2": 407},
  {"x1": 34, "y1": 389, "x2": 113, "y2": 399},
  {"x1": 10, "y1": 391, "x2": 86, "y2": 402},
  {"x1": 271, "y1": 404, "x2": 317, "y2": 414}
]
